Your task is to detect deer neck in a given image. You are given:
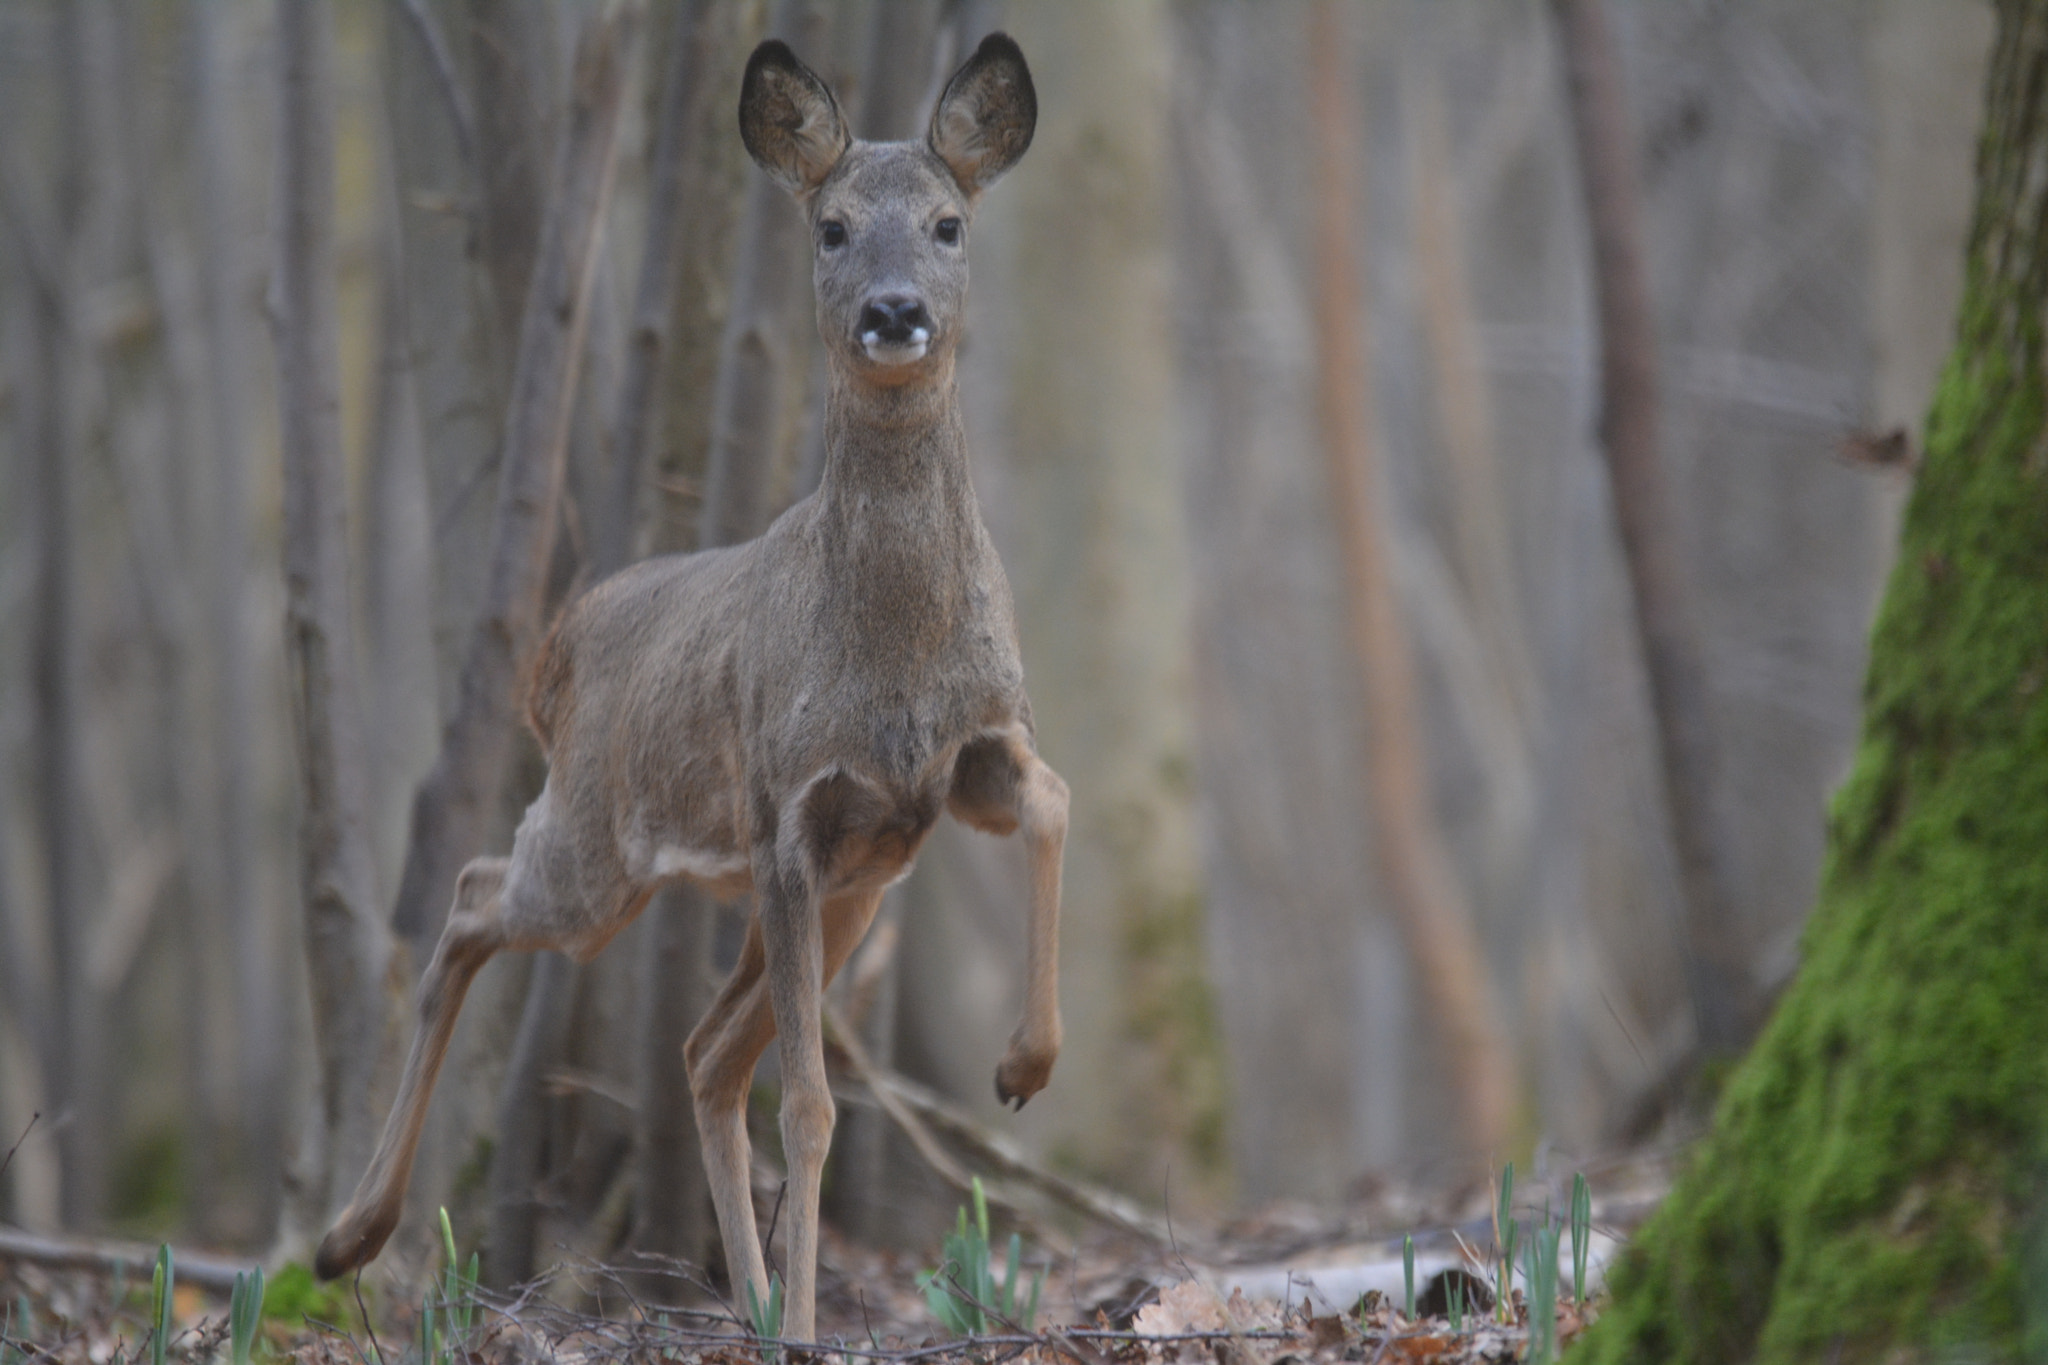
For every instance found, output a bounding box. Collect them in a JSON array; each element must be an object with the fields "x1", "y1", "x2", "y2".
[
  {"x1": 815, "y1": 360, "x2": 977, "y2": 519},
  {"x1": 810, "y1": 360, "x2": 990, "y2": 646}
]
